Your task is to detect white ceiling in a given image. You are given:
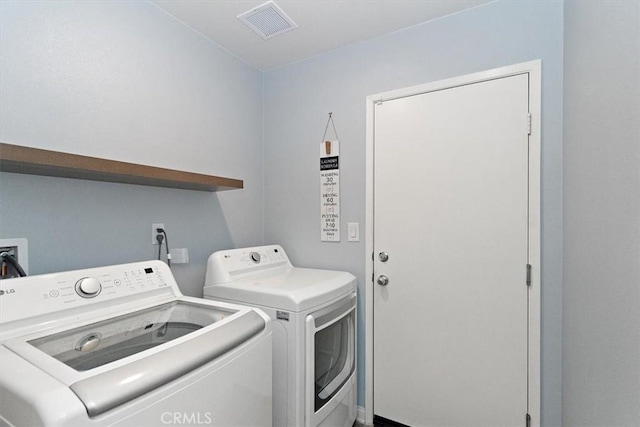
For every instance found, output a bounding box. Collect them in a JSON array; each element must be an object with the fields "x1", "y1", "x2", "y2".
[{"x1": 151, "y1": 0, "x2": 491, "y2": 71}]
